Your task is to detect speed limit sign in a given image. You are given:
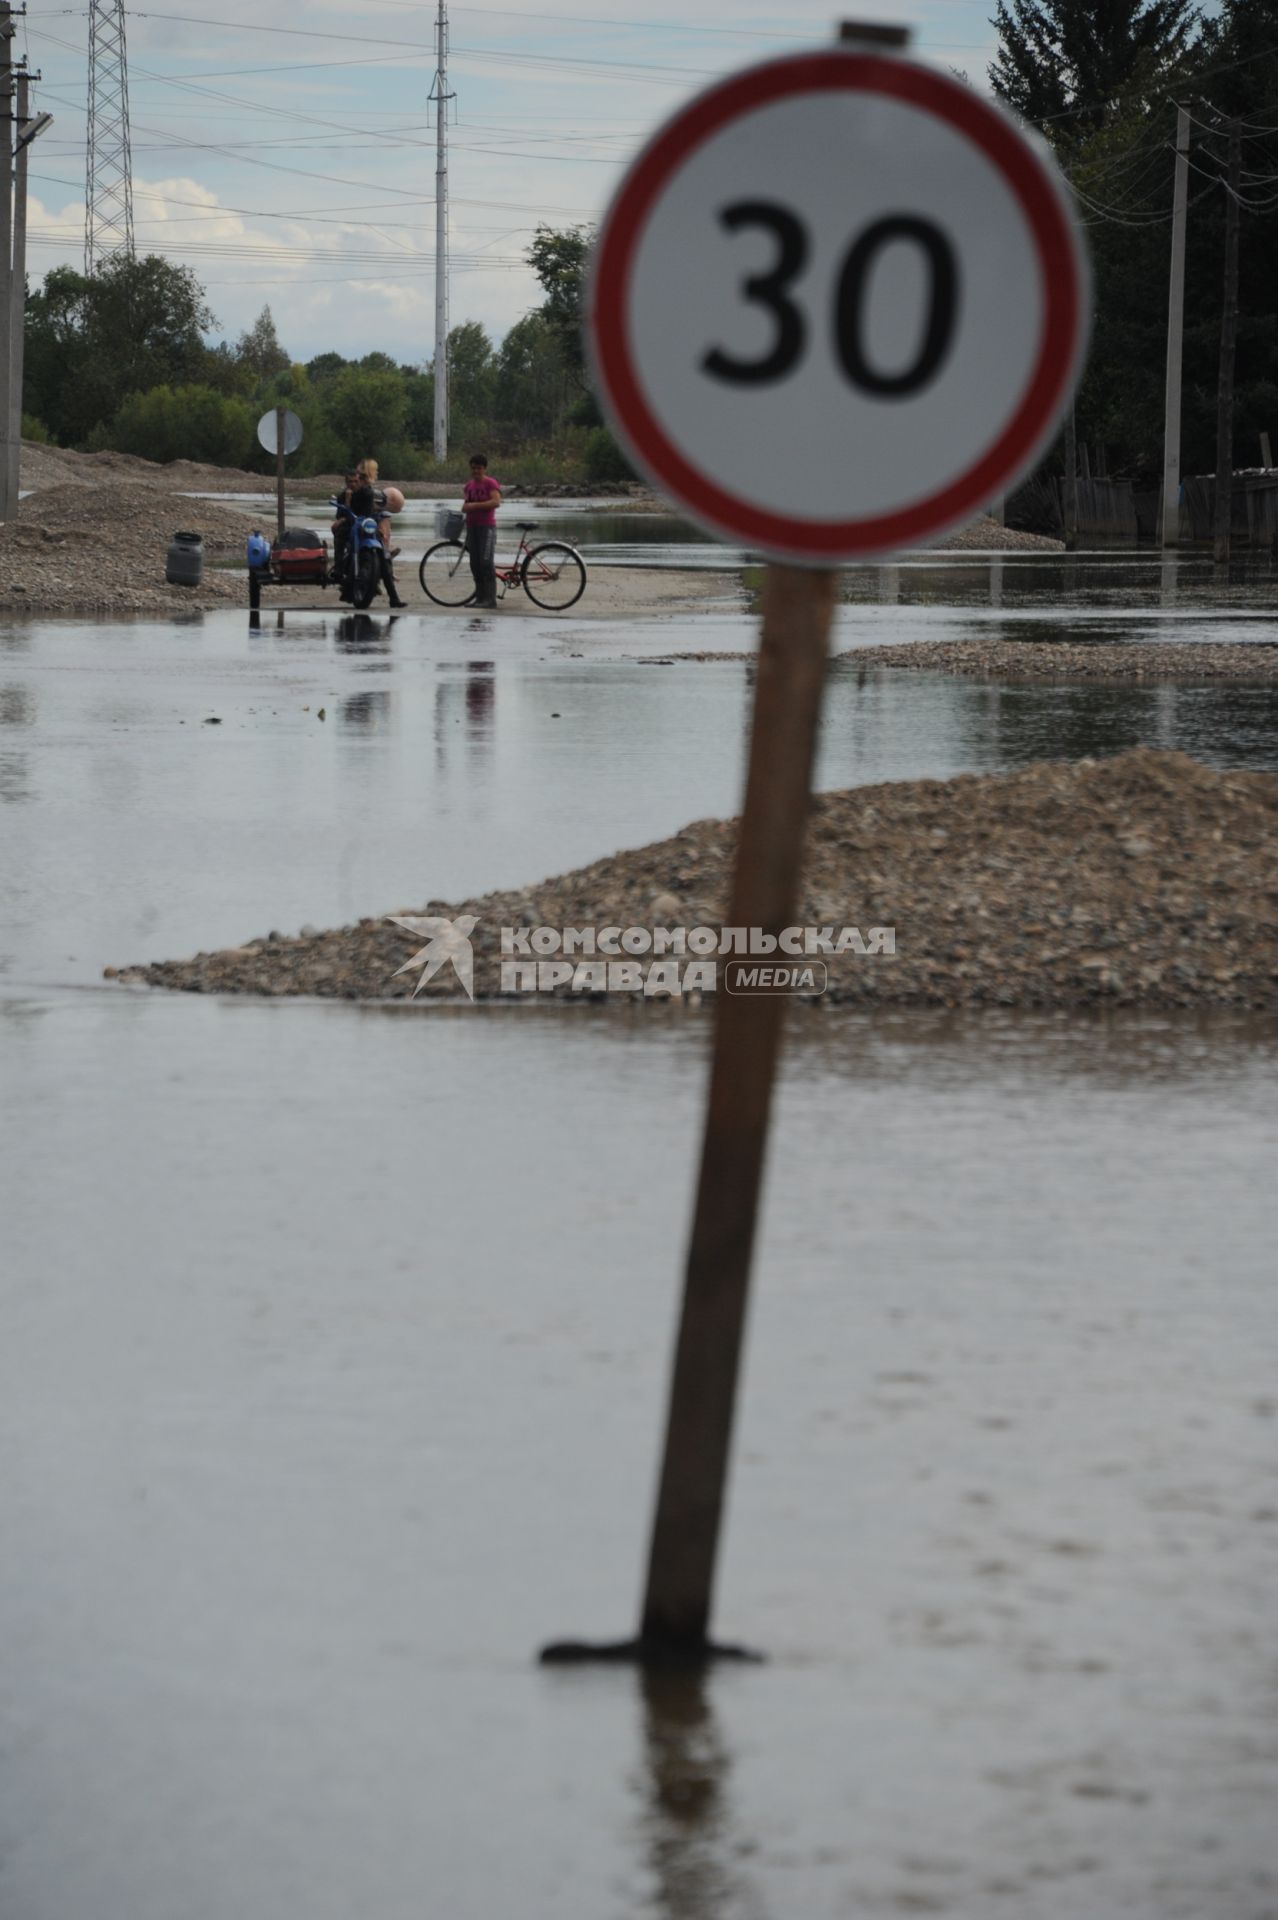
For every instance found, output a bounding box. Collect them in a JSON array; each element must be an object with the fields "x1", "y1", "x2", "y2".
[{"x1": 588, "y1": 48, "x2": 1088, "y2": 561}]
